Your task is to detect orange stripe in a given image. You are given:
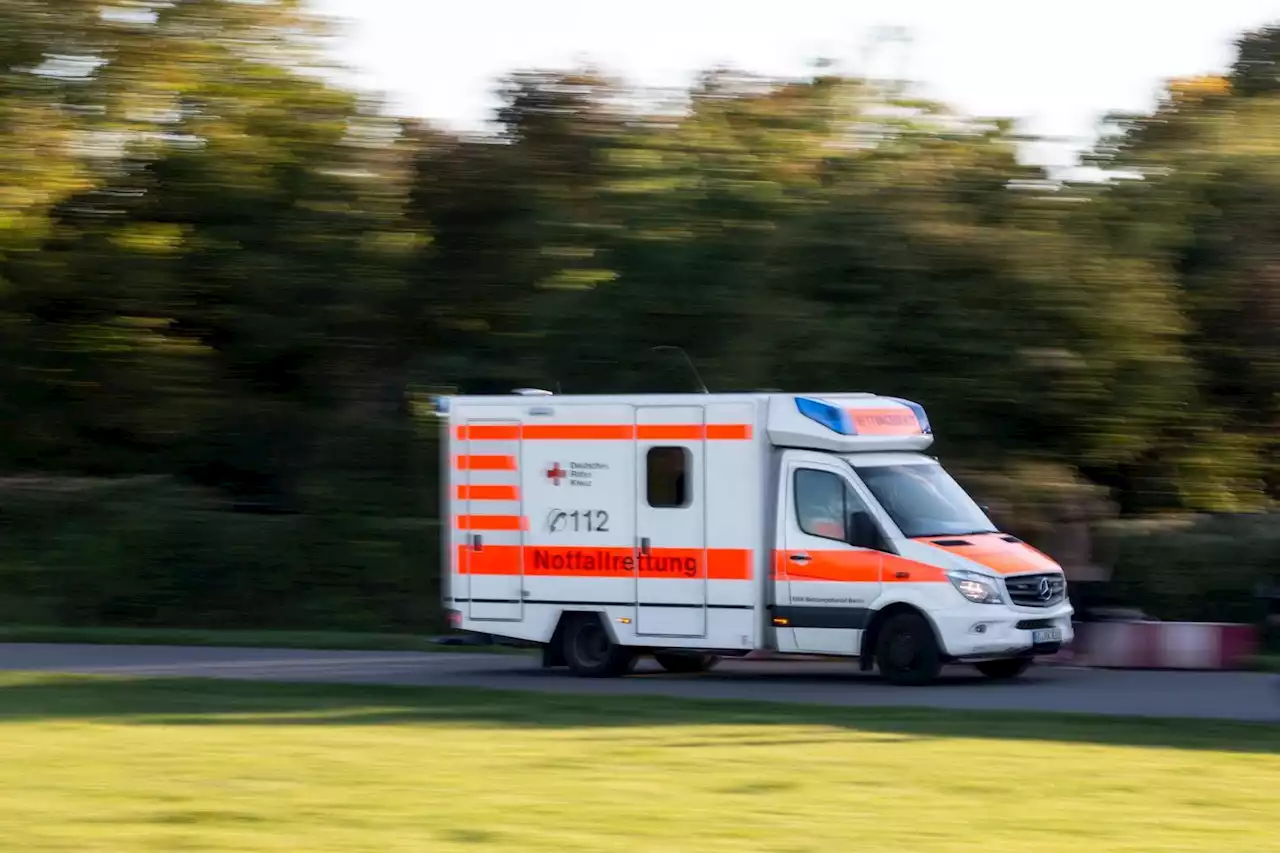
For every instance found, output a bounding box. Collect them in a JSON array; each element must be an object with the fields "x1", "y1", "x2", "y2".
[
  {"x1": 456, "y1": 424, "x2": 753, "y2": 441},
  {"x1": 456, "y1": 484, "x2": 519, "y2": 501},
  {"x1": 777, "y1": 550, "x2": 881, "y2": 583},
  {"x1": 881, "y1": 554, "x2": 948, "y2": 583},
  {"x1": 459, "y1": 544, "x2": 948, "y2": 582},
  {"x1": 522, "y1": 424, "x2": 635, "y2": 440},
  {"x1": 707, "y1": 423, "x2": 753, "y2": 440},
  {"x1": 457, "y1": 546, "x2": 945, "y2": 583},
  {"x1": 707, "y1": 548, "x2": 753, "y2": 580},
  {"x1": 636, "y1": 423, "x2": 755, "y2": 441},
  {"x1": 455, "y1": 454, "x2": 516, "y2": 471},
  {"x1": 455, "y1": 546, "x2": 752, "y2": 580},
  {"x1": 464, "y1": 545, "x2": 522, "y2": 576},
  {"x1": 455, "y1": 515, "x2": 527, "y2": 531},
  {"x1": 456, "y1": 424, "x2": 521, "y2": 441},
  {"x1": 772, "y1": 550, "x2": 948, "y2": 583},
  {"x1": 637, "y1": 425, "x2": 704, "y2": 441}
]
